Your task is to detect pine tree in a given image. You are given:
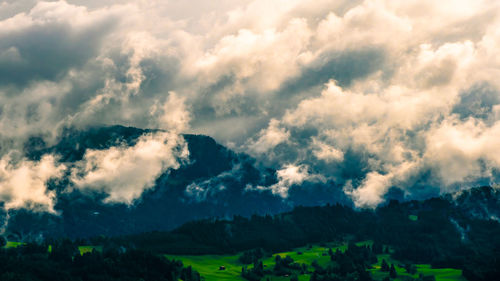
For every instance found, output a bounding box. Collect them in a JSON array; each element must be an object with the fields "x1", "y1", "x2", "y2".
[
  {"x1": 381, "y1": 259, "x2": 390, "y2": 272},
  {"x1": 372, "y1": 242, "x2": 383, "y2": 254},
  {"x1": 405, "y1": 263, "x2": 417, "y2": 274},
  {"x1": 390, "y1": 264, "x2": 397, "y2": 279}
]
